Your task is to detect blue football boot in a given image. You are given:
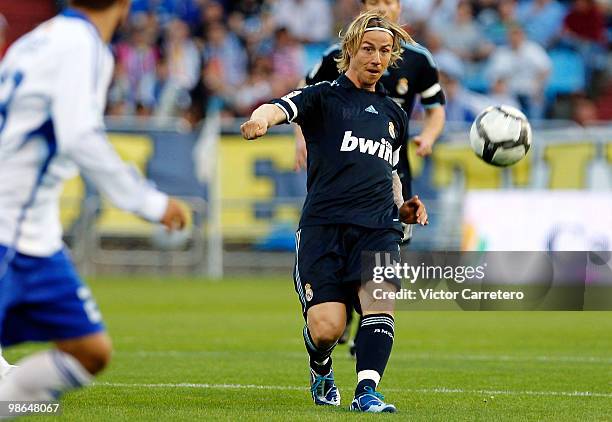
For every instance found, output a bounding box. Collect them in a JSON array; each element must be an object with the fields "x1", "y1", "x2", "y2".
[
  {"x1": 350, "y1": 386, "x2": 396, "y2": 413},
  {"x1": 310, "y1": 368, "x2": 340, "y2": 406}
]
